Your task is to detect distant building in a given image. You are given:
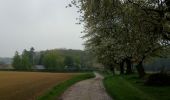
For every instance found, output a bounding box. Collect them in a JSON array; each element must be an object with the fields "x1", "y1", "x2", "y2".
[{"x1": 33, "y1": 65, "x2": 45, "y2": 70}]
